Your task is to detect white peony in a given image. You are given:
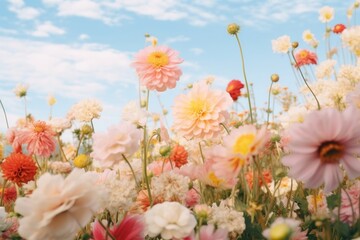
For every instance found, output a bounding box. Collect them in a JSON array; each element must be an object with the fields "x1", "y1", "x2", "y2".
[
  {"x1": 48, "y1": 117, "x2": 72, "y2": 133},
  {"x1": 319, "y1": 6, "x2": 334, "y2": 23},
  {"x1": 15, "y1": 169, "x2": 106, "y2": 240},
  {"x1": 145, "y1": 201, "x2": 196, "y2": 239},
  {"x1": 272, "y1": 35, "x2": 291, "y2": 54},
  {"x1": 67, "y1": 99, "x2": 102, "y2": 122}
]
